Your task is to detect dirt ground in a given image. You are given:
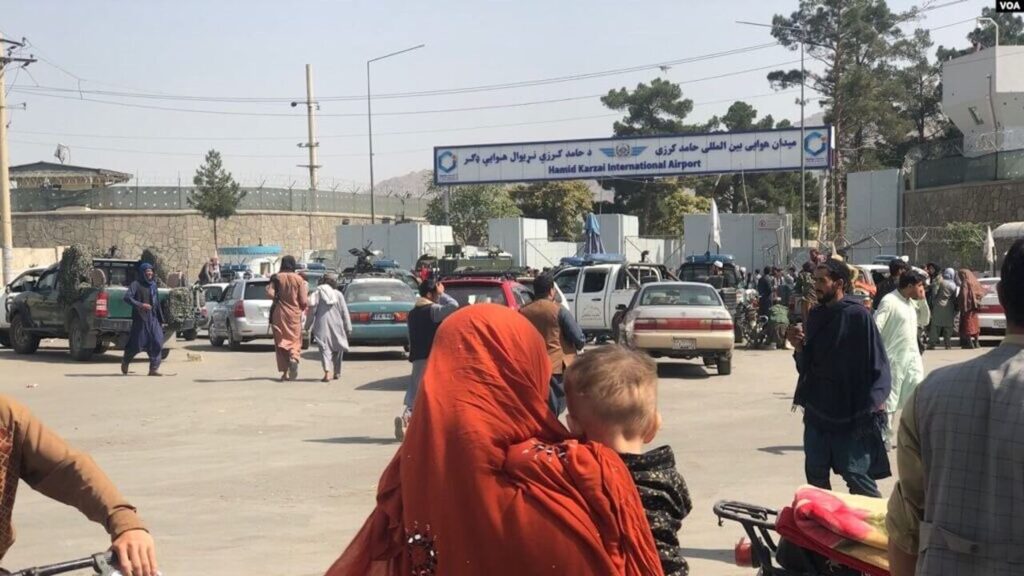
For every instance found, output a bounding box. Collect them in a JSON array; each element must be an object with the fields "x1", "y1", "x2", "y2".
[{"x1": 0, "y1": 335, "x2": 998, "y2": 575}]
